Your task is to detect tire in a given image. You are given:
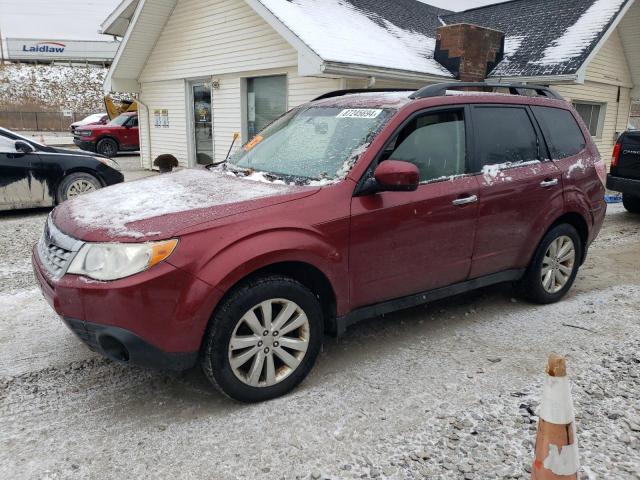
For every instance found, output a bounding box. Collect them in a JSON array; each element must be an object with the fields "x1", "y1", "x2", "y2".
[
  {"x1": 622, "y1": 193, "x2": 640, "y2": 213},
  {"x1": 96, "y1": 138, "x2": 118, "y2": 158},
  {"x1": 57, "y1": 172, "x2": 102, "y2": 203},
  {"x1": 516, "y1": 224, "x2": 582, "y2": 305},
  {"x1": 201, "y1": 275, "x2": 324, "y2": 403}
]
